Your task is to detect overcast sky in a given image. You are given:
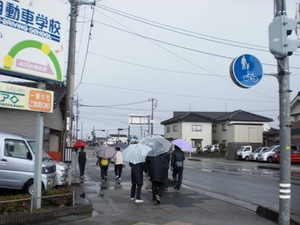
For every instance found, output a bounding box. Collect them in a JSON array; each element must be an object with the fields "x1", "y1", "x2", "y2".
[{"x1": 2, "y1": 0, "x2": 300, "y2": 140}]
